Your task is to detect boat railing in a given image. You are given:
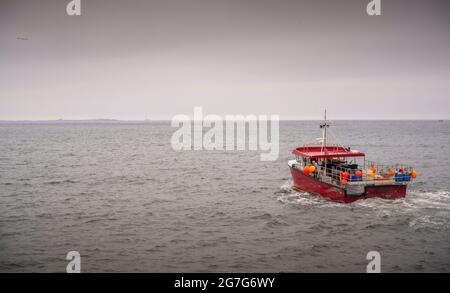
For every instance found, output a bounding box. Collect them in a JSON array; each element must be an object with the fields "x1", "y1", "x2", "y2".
[
  {"x1": 293, "y1": 160, "x2": 414, "y2": 187},
  {"x1": 301, "y1": 142, "x2": 343, "y2": 148}
]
